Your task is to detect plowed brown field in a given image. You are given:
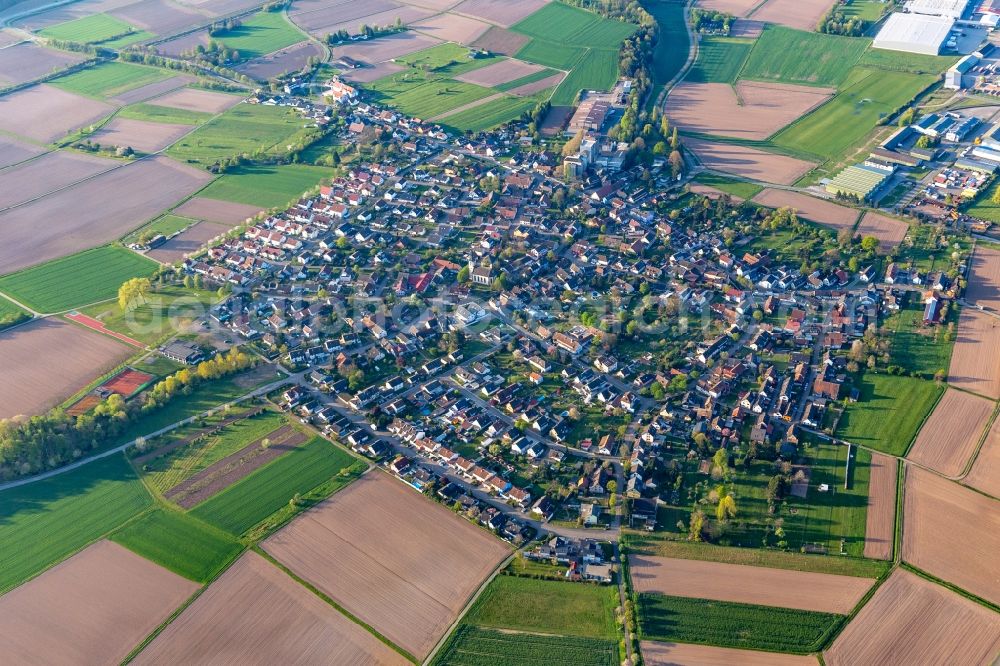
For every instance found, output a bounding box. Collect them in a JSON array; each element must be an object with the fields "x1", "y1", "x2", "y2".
[
  {"x1": 753, "y1": 189, "x2": 860, "y2": 230},
  {"x1": 751, "y1": 0, "x2": 836, "y2": 30},
  {"x1": 825, "y1": 569, "x2": 1000, "y2": 666},
  {"x1": 863, "y1": 453, "x2": 897, "y2": 560},
  {"x1": 642, "y1": 641, "x2": 818, "y2": 665},
  {"x1": 0, "y1": 84, "x2": 113, "y2": 143},
  {"x1": 455, "y1": 0, "x2": 549, "y2": 27},
  {"x1": 855, "y1": 211, "x2": 908, "y2": 249},
  {"x1": 172, "y1": 196, "x2": 262, "y2": 225},
  {"x1": 965, "y1": 245, "x2": 1000, "y2": 312},
  {"x1": 412, "y1": 12, "x2": 490, "y2": 44},
  {"x1": 965, "y1": 413, "x2": 1000, "y2": 497},
  {"x1": 908, "y1": 389, "x2": 992, "y2": 477},
  {"x1": 687, "y1": 138, "x2": 816, "y2": 185},
  {"x1": 949, "y1": 307, "x2": 1000, "y2": 399}
]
